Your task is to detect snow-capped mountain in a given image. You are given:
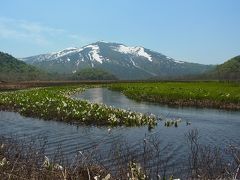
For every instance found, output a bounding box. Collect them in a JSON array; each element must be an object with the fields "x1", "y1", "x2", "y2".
[{"x1": 23, "y1": 41, "x2": 213, "y2": 80}]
